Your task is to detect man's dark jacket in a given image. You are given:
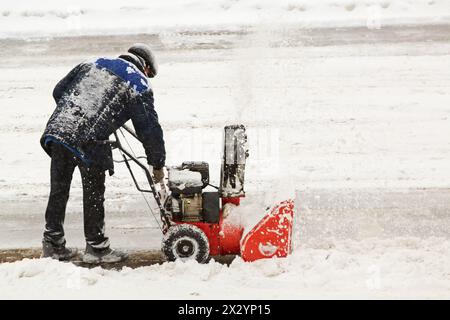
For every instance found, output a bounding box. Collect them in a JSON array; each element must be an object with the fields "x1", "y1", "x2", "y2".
[{"x1": 40, "y1": 56, "x2": 166, "y2": 173}]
